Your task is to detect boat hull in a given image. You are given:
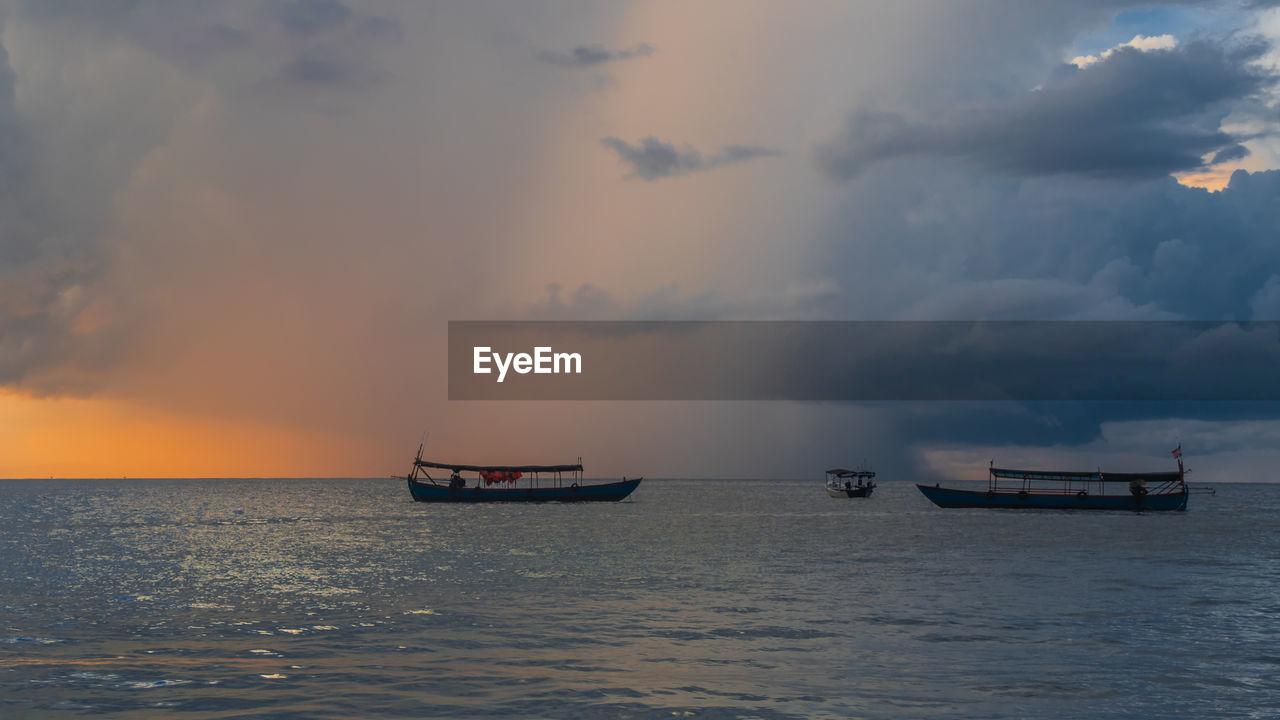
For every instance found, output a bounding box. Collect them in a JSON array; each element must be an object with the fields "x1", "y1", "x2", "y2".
[
  {"x1": 827, "y1": 485, "x2": 873, "y2": 498},
  {"x1": 916, "y1": 484, "x2": 1188, "y2": 511},
  {"x1": 408, "y1": 477, "x2": 641, "y2": 503}
]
